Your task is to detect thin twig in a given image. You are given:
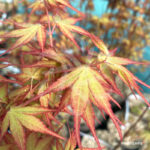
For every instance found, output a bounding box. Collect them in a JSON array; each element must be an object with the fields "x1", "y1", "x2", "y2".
[{"x1": 113, "y1": 106, "x2": 149, "y2": 150}]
